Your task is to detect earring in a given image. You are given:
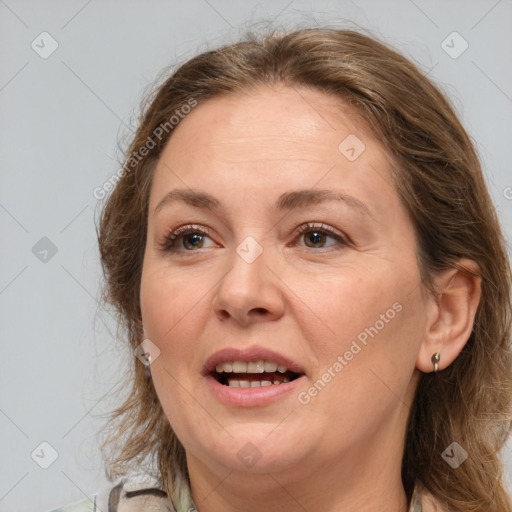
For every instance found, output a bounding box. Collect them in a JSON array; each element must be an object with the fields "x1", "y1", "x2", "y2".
[
  {"x1": 431, "y1": 352, "x2": 441, "y2": 372},
  {"x1": 140, "y1": 328, "x2": 152, "y2": 379}
]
